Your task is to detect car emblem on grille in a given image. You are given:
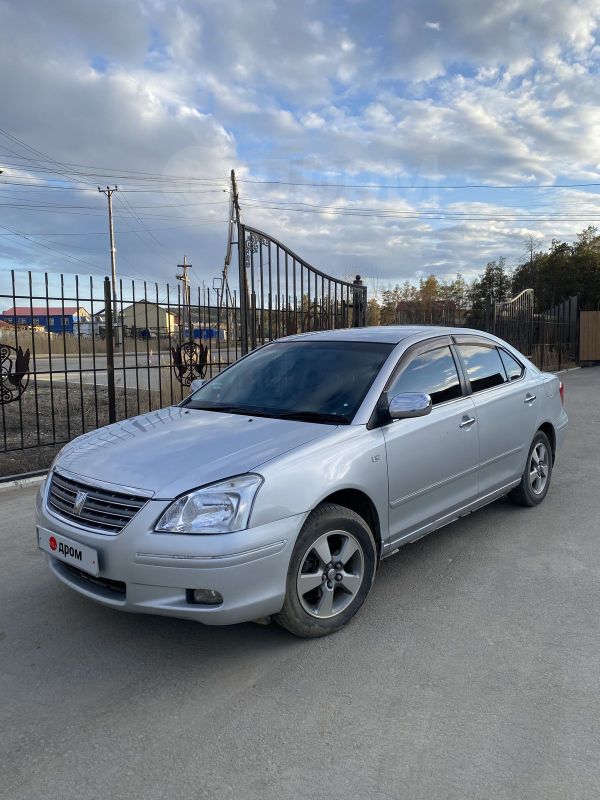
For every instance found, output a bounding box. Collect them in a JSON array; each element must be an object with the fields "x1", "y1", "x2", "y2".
[{"x1": 73, "y1": 490, "x2": 87, "y2": 516}]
